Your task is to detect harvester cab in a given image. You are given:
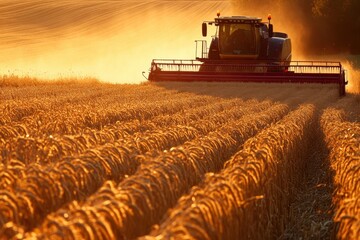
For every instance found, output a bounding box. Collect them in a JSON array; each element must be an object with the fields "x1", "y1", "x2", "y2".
[
  {"x1": 147, "y1": 13, "x2": 347, "y2": 96},
  {"x1": 199, "y1": 14, "x2": 291, "y2": 63}
]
